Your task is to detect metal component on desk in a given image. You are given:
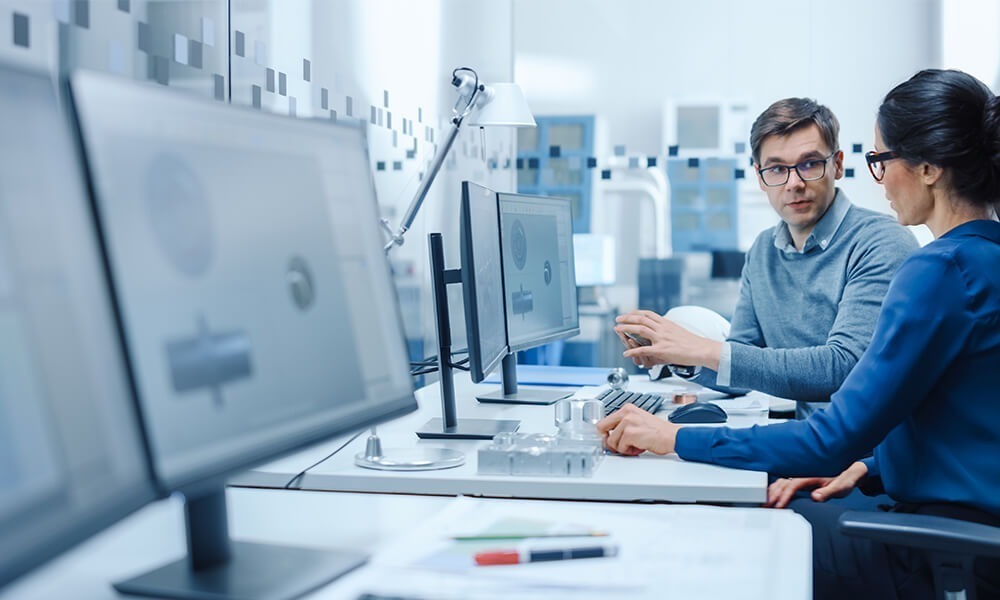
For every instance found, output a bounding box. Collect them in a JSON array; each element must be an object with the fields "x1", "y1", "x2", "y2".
[
  {"x1": 554, "y1": 399, "x2": 603, "y2": 441},
  {"x1": 606, "y1": 367, "x2": 629, "y2": 390},
  {"x1": 355, "y1": 428, "x2": 465, "y2": 471},
  {"x1": 478, "y1": 432, "x2": 604, "y2": 477},
  {"x1": 672, "y1": 392, "x2": 699, "y2": 405}
]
